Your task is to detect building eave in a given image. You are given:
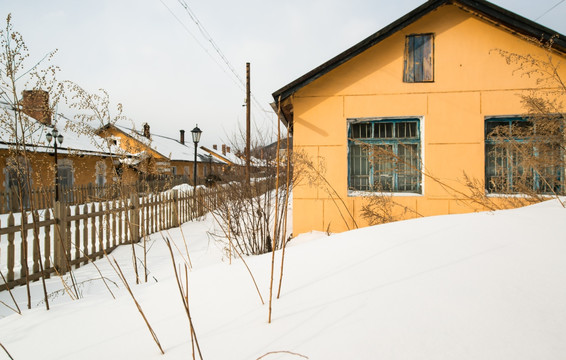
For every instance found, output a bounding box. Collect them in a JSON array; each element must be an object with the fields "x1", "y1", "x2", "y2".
[{"x1": 272, "y1": 0, "x2": 566, "y2": 127}]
